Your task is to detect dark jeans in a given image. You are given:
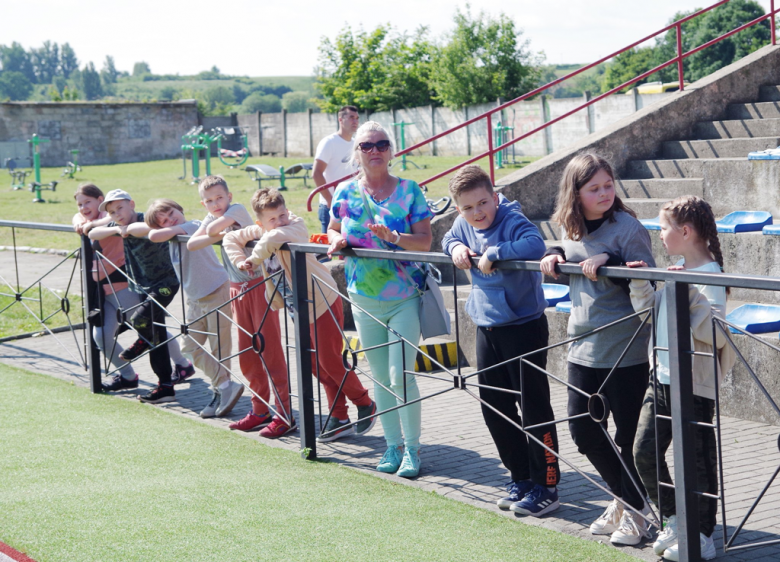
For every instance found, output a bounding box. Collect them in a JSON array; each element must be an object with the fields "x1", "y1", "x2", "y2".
[
  {"x1": 129, "y1": 285, "x2": 179, "y2": 384},
  {"x1": 634, "y1": 382, "x2": 718, "y2": 536},
  {"x1": 567, "y1": 361, "x2": 649, "y2": 509},
  {"x1": 318, "y1": 204, "x2": 330, "y2": 233},
  {"x1": 476, "y1": 315, "x2": 560, "y2": 487}
]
